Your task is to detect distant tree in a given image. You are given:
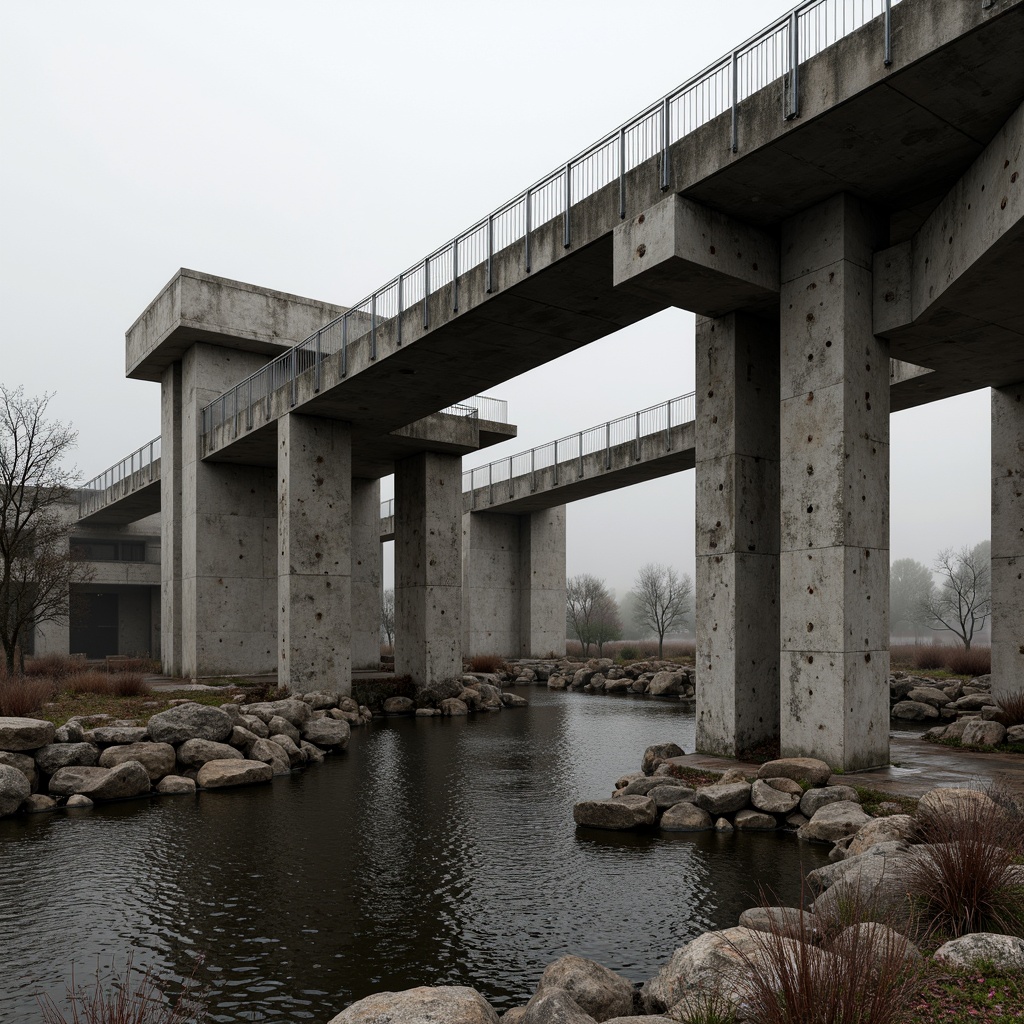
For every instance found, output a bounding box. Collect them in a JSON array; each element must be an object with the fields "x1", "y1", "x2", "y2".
[
  {"x1": 617, "y1": 590, "x2": 645, "y2": 640},
  {"x1": 381, "y1": 588, "x2": 395, "y2": 648},
  {"x1": 889, "y1": 558, "x2": 934, "y2": 640},
  {"x1": 632, "y1": 563, "x2": 693, "y2": 659},
  {"x1": 1, "y1": 386, "x2": 92, "y2": 675},
  {"x1": 566, "y1": 573, "x2": 618, "y2": 656},
  {"x1": 922, "y1": 542, "x2": 991, "y2": 650}
]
